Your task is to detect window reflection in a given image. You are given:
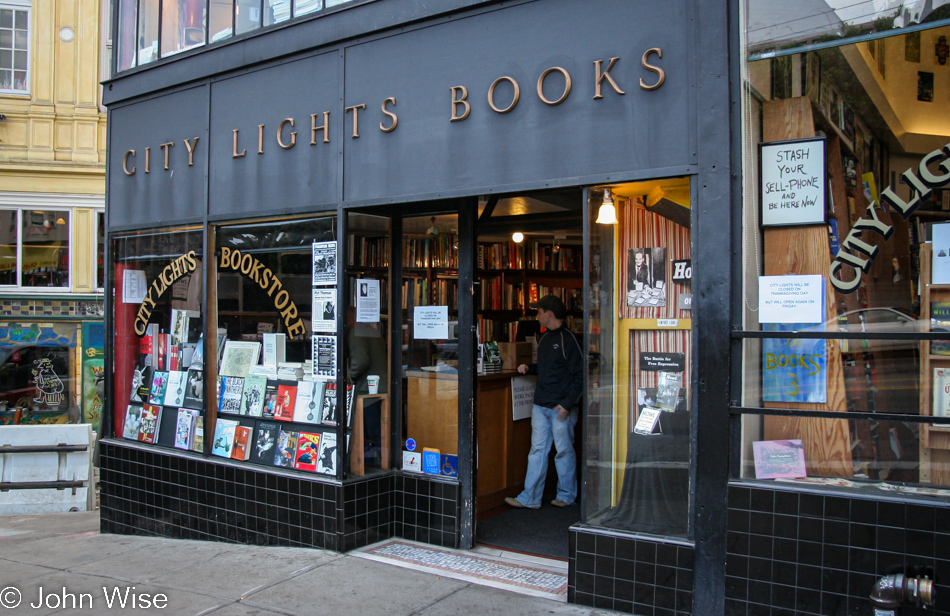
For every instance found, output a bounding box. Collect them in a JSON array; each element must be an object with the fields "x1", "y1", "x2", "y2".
[
  {"x1": 22, "y1": 211, "x2": 69, "y2": 288},
  {"x1": 235, "y1": 0, "x2": 261, "y2": 35},
  {"x1": 137, "y1": 0, "x2": 160, "y2": 65}
]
